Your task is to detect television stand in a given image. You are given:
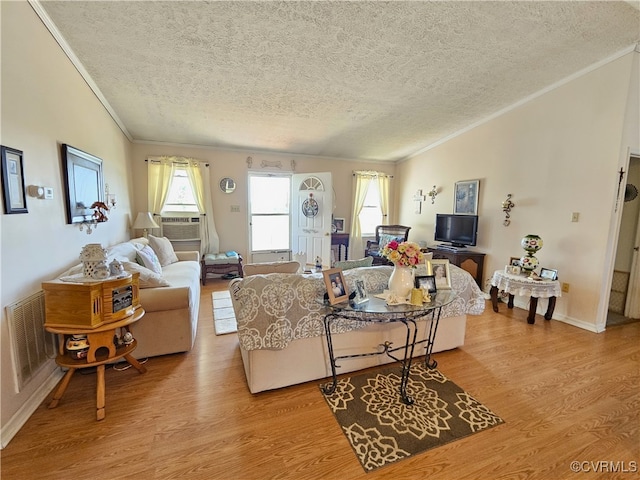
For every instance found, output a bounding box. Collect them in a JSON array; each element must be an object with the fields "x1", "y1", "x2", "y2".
[
  {"x1": 436, "y1": 244, "x2": 468, "y2": 253},
  {"x1": 425, "y1": 247, "x2": 485, "y2": 288}
]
